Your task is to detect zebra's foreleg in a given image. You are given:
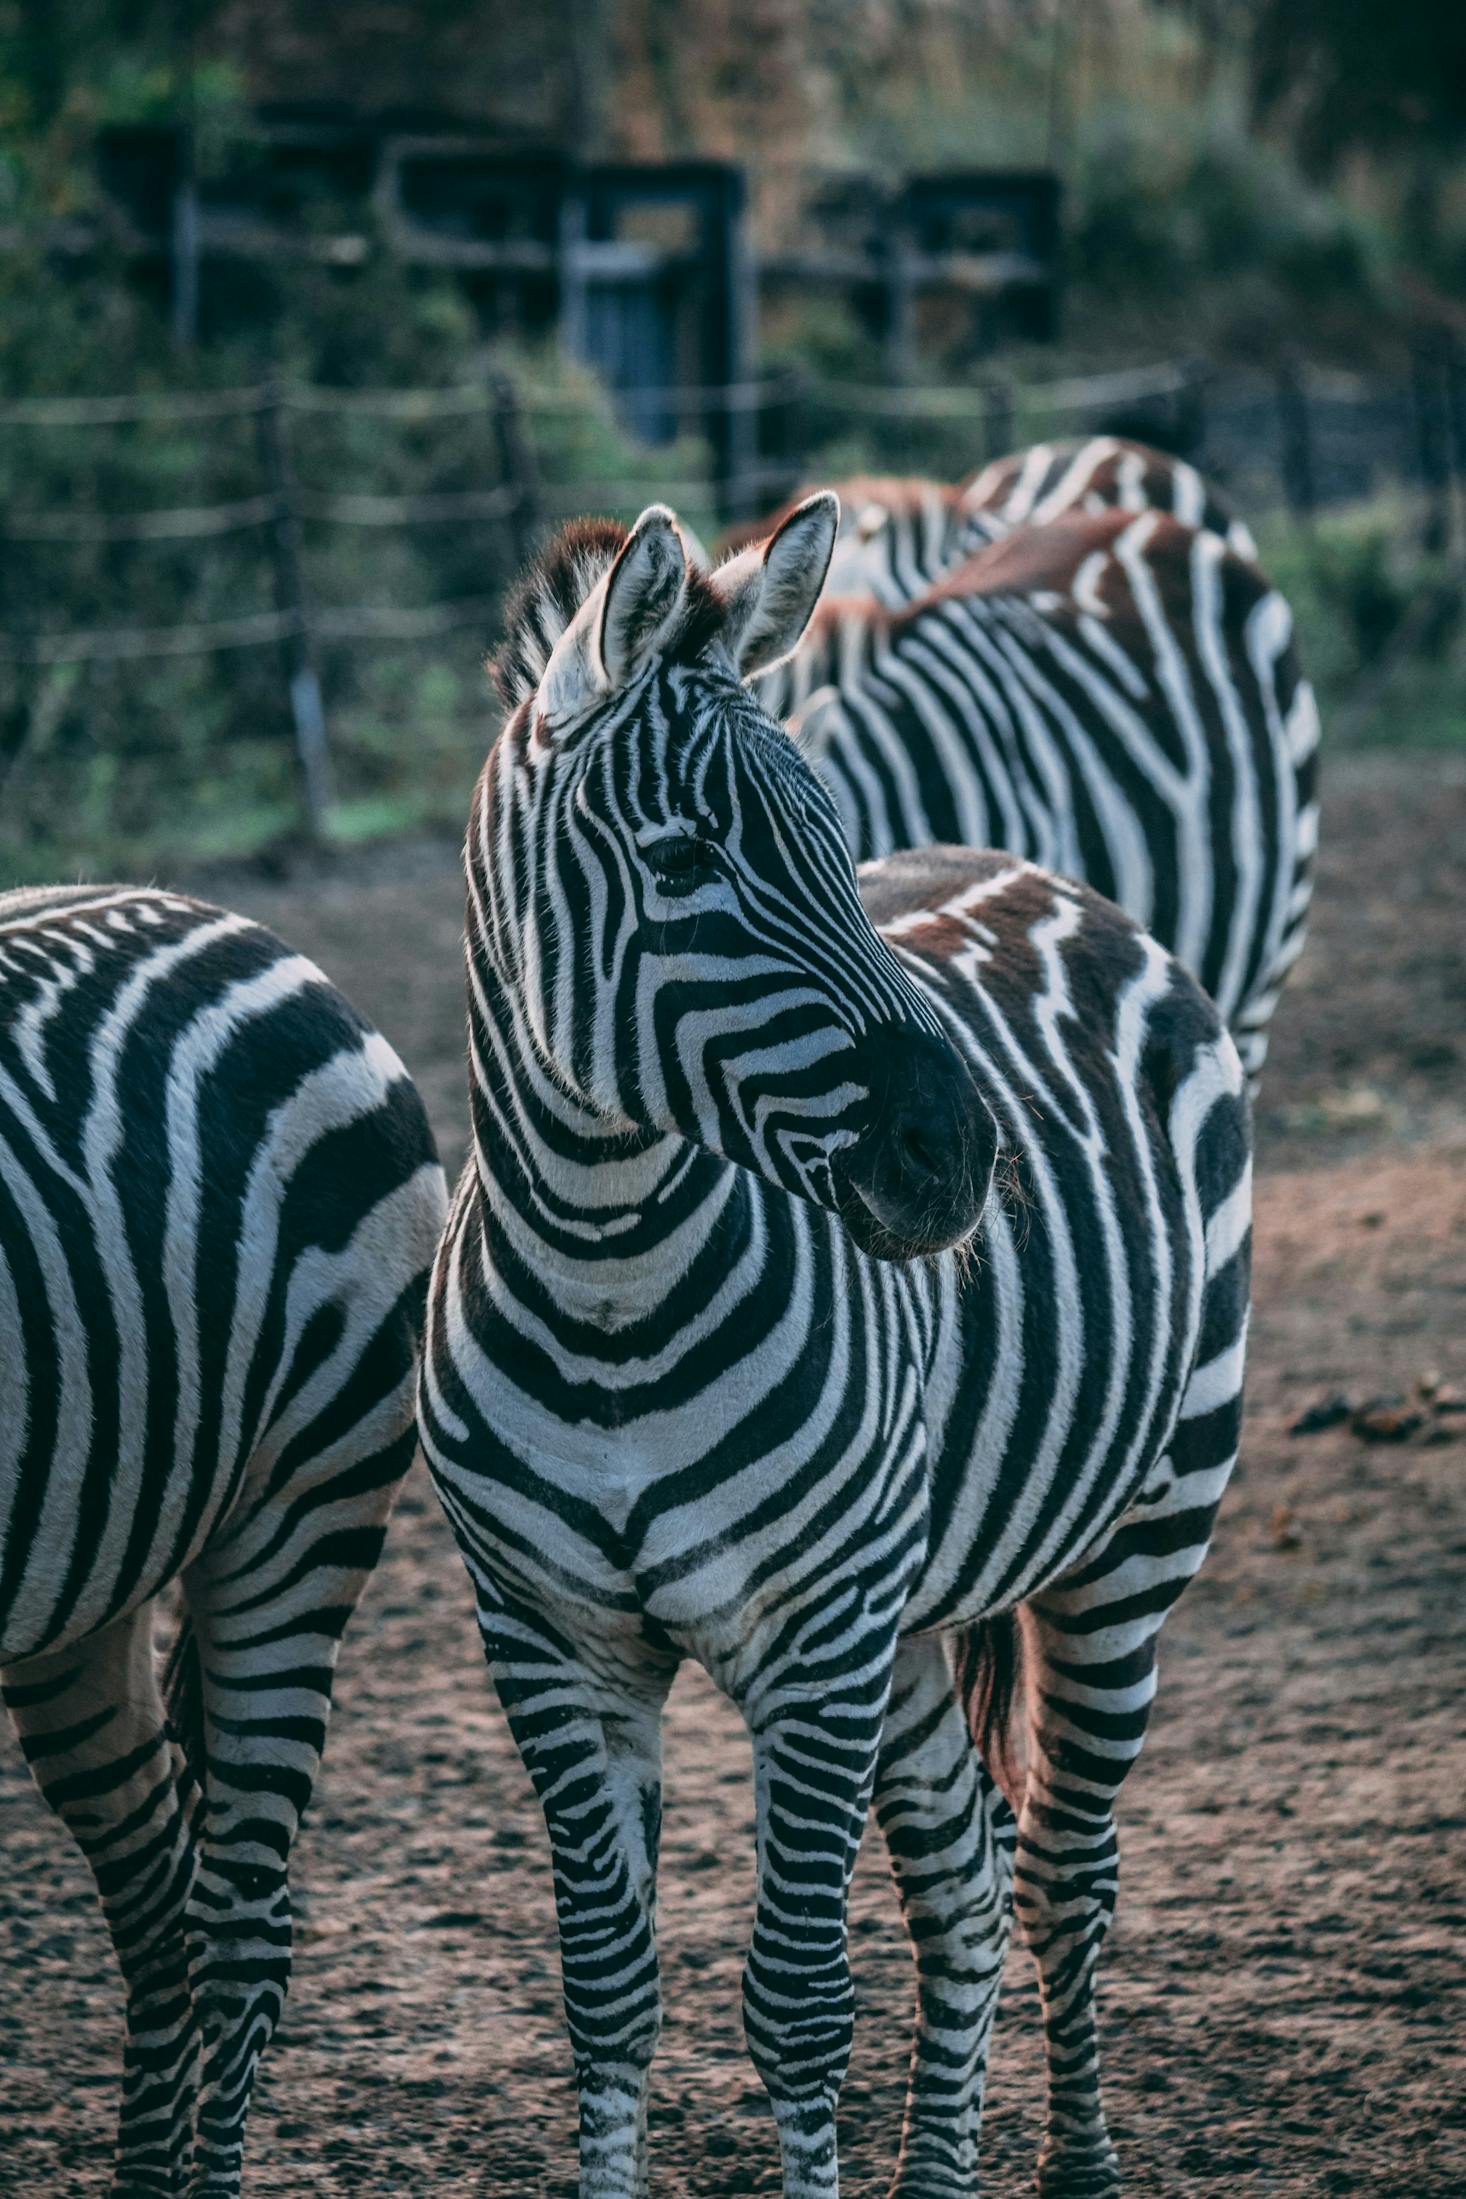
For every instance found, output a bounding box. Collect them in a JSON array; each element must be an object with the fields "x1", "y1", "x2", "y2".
[
  {"x1": 1014, "y1": 1383, "x2": 1239, "y2": 2197},
  {"x1": 2, "y1": 1604, "x2": 199, "y2": 2198},
  {"x1": 874, "y1": 1635, "x2": 1016, "y2": 2198},
  {"x1": 740, "y1": 1651, "x2": 898, "y2": 2199},
  {"x1": 484, "y1": 1594, "x2": 677, "y2": 2199}
]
